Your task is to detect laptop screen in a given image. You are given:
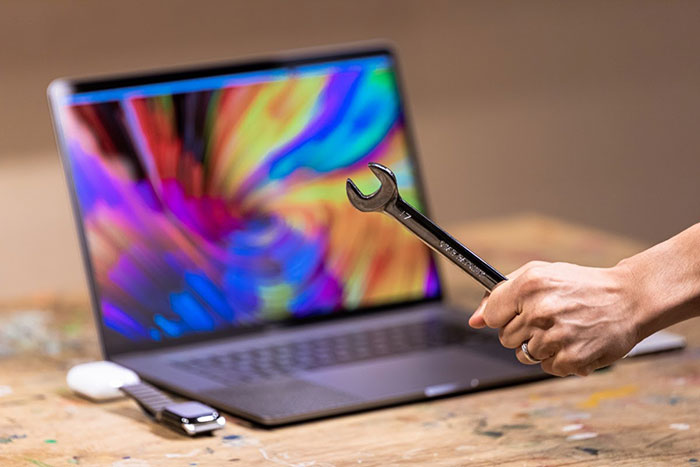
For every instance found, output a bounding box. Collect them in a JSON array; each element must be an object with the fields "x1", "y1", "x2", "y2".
[{"x1": 50, "y1": 49, "x2": 441, "y2": 353}]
